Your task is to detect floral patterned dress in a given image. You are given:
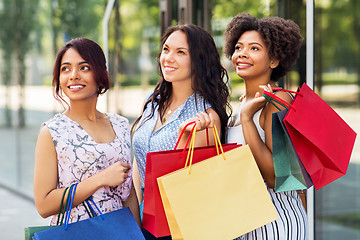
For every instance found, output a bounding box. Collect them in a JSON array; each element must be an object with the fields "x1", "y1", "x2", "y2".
[{"x1": 43, "y1": 113, "x2": 132, "y2": 225}]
